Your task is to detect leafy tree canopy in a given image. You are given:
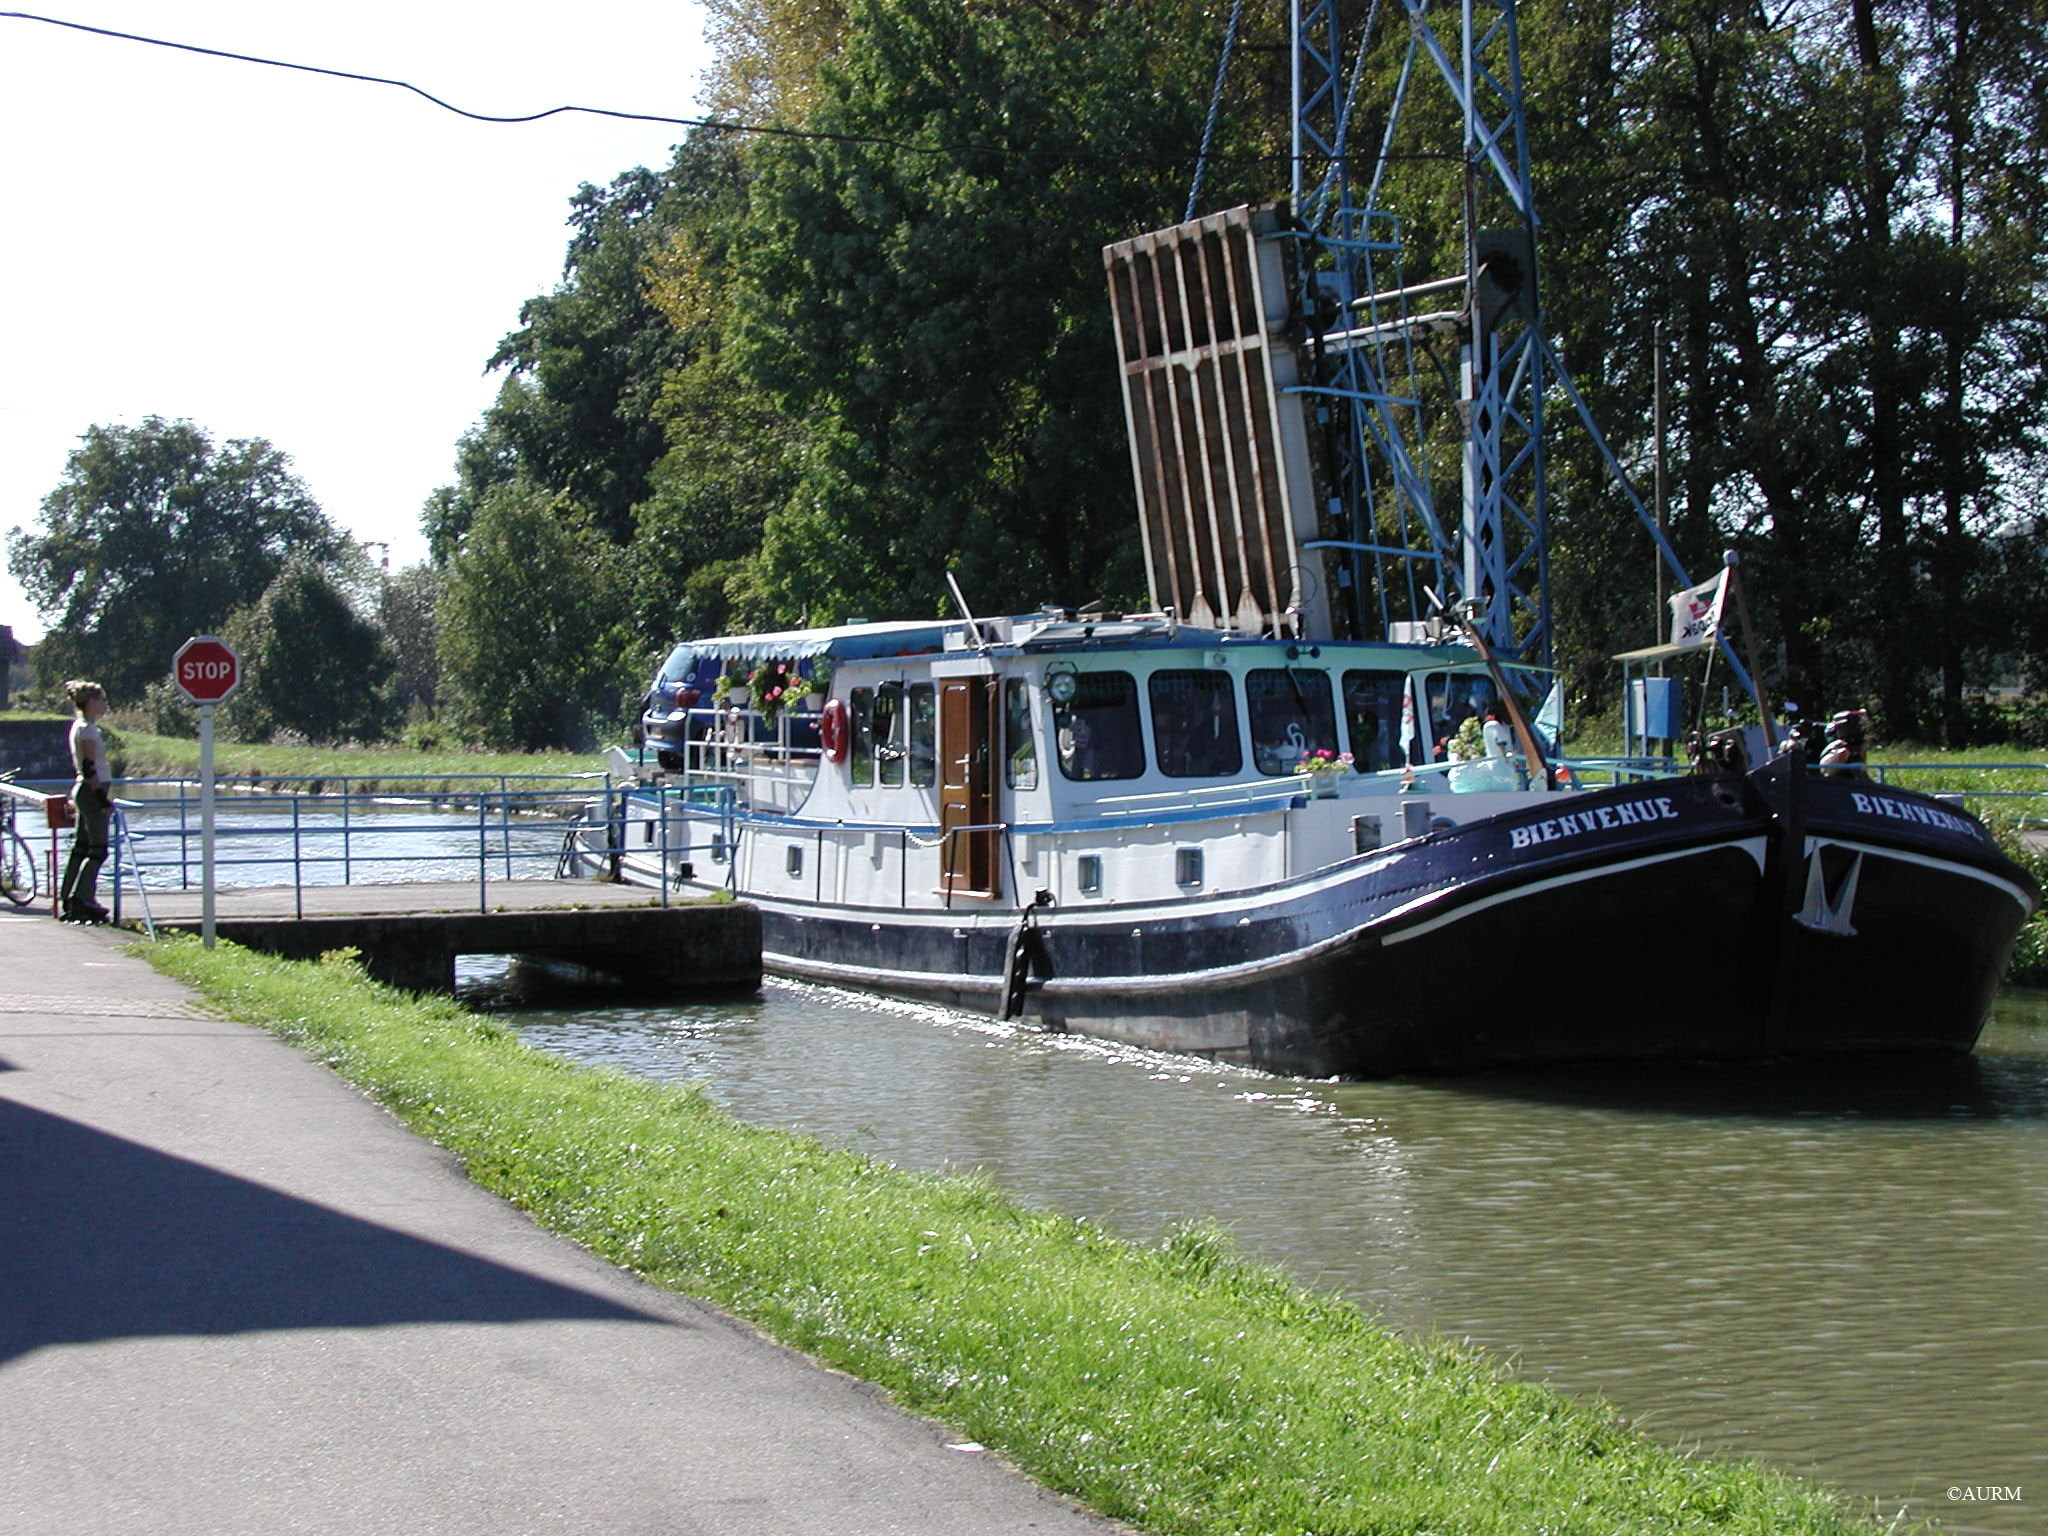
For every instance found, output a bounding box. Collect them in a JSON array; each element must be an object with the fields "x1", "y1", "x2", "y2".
[
  {"x1": 435, "y1": 481, "x2": 639, "y2": 751},
  {"x1": 217, "y1": 559, "x2": 398, "y2": 745},
  {"x1": 7, "y1": 417, "x2": 343, "y2": 704},
  {"x1": 726, "y1": 0, "x2": 1228, "y2": 626},
  {"x1": 418, "y1": 0, "x2": 2048, "y2": 747}
]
